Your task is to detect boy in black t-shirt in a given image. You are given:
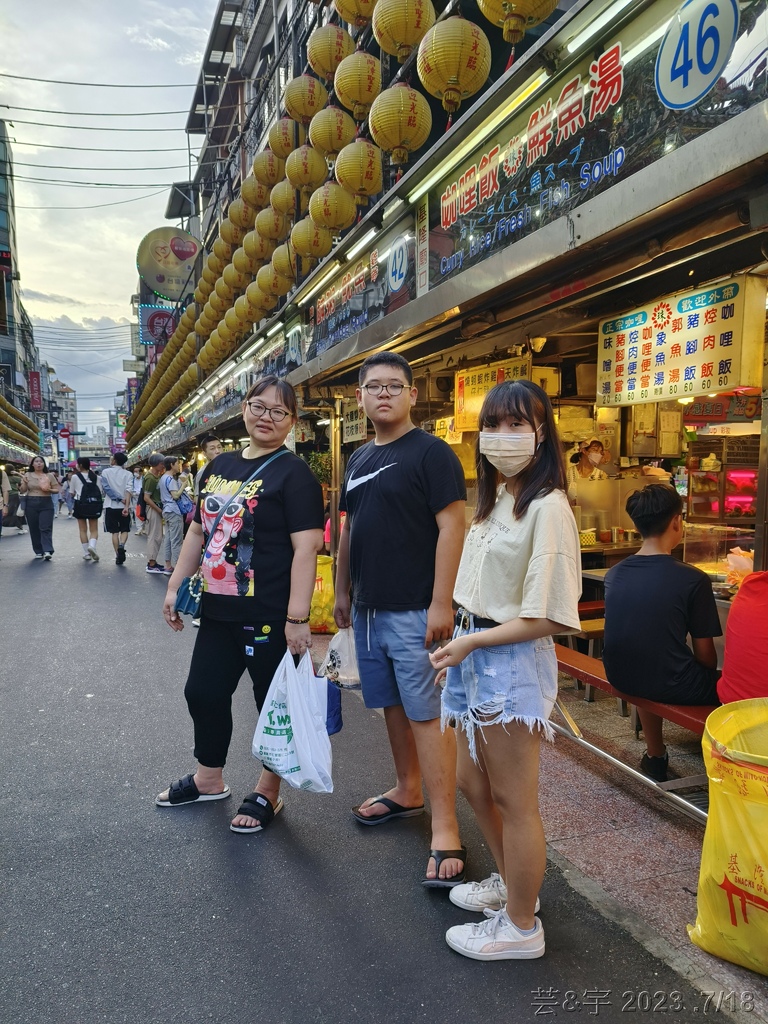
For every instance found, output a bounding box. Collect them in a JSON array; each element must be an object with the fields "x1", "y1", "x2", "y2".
[
  {"x1": 603, "y1": 484, "x2": 721, "y2": 782},
  {"x1": 334, "y1": 352, "x2": 468, "y2": 887}
]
